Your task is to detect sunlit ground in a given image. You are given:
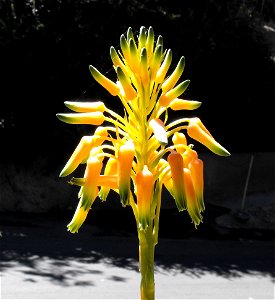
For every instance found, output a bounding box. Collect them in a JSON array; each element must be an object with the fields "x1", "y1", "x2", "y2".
[{"x1": 1, "y1": 215, "x2": 274, "y2": 299}]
